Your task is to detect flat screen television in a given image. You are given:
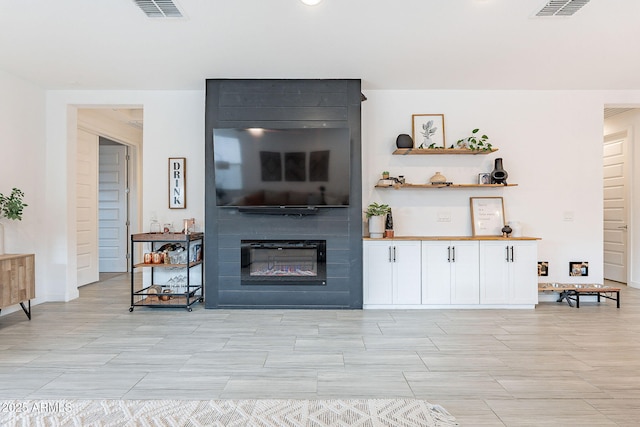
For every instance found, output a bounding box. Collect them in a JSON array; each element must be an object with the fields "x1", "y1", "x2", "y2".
[{"x1": 213, "y1": 127, "x2": 351, "y2": 208}]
